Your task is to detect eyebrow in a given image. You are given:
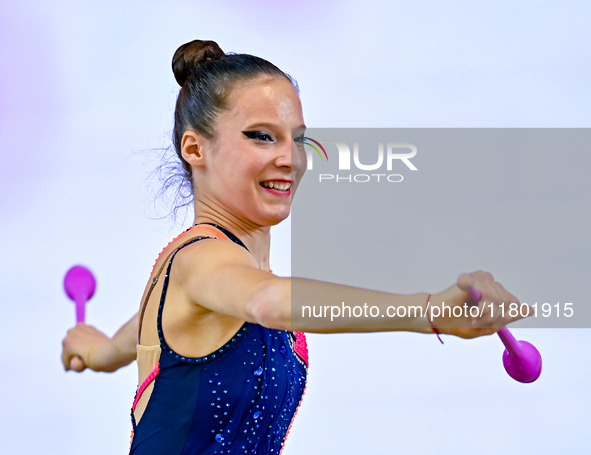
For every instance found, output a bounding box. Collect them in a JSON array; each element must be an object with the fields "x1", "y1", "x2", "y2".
[{"x1": 243, "y1": 122, "x2": 307, "y2": 131}]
